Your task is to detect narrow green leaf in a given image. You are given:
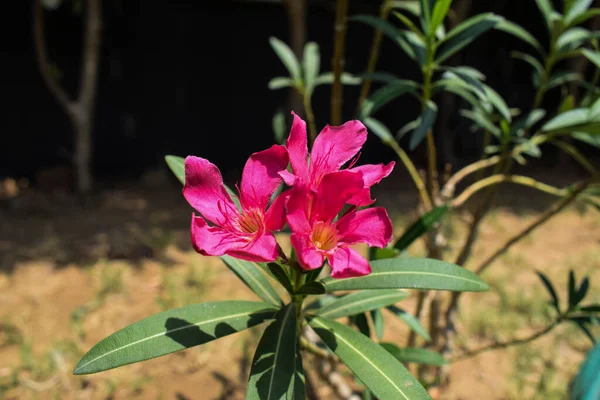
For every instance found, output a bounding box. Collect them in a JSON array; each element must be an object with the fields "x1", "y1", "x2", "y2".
[
  {"x1": 388, "y1": 0, "x2": 421, "y2": 16},
  {"x1": 322, "y1": 258, "x2": 489, "y2": 292},
  {"x1": 309, "y1": 316, "x2": 432, "y2": 399},
  {"x1": 535, "y1": 0, "x2": 555, "y2": 29},
  {"x1": 380, "y1": 342, "x2": 447, "y2": 365},
  {"x1": 387, "y1": 305, "x2": 431, "y2": 341},
  {"x1": 409, "y1": 100, "x2": 438, "y2": 150},
  {"x1": 394, "y1": 206, "x2": 448, "y2": 251},
  {"x1": 246, "y1": 304, "x2": 297, "y2": 400},
  {"x1": 582, "y1": 48, "x2": 600, "y2": 69},
  {"x1": 371, "y1": 309, "x2": 385, "y2": 340},
  {"x1": 569, "y1": 270, "x2": 577, "y2": 308},
  {"x1": 511, "y1": 51, "x2": 544, "y2": 84},
  {"x1": 575, "y1": 277, "x2": 590, "y2": 306},
  {"x1": 361, "y1": 80, "x2": 420, "y2": 117},
  {"x1": 295, "y1": 281, "x2": 326, "y2": 295},
  {"x1": 441, "y1": 71, "x2": 487, "y2": 101},
  {"x1": 431, "y1": 78, "x2": 489, "y2": 113},
  {"x1": 272, "y1": 109, "x2": 286, "y2": 145},
  {"x1": 363, "y1": 117, "x2": 396, "y2": 146},
  {"x1": 293, "y1": 351, "x2": 306, "y2": 400},
  {"x1": 303, "y1": 42, "x2": 320, "y2": 93},
  {"x1": 74, "y1": 301, "x2": 276, "y2": 374},
  {"x1": 546, "y1": 72, "x2": 584, "y2": 90},
  {"x1": 483, "y1": 84, "x2": 512, "y2": 122},
  {"x1": 430, "y1": 0, "x2": 452, "y2": 34},
  {"x1": 165, "y1": 155, "x2": 185, "y2": 185},
  {"x1": 351, "y1": 313, "x2": 372, "y2": 337},
  {"x1": 221, "y1": 256, "x2": 281, "y2": 307},
  {"x1": 536, "y1": 271, "x2": 560, "y2": 312},
  {"x1": 435, "y1": 13, "x2": 503, "y2": 63},
  {"x1": 419, "y1": 0, "x2": 433, "y2": 34},
  {"x1": 565, "y1": 0, "x2": 594, "y2": 24},
  {"x1": 569, "y1": 8, "x2": 600, "y2": 27},
  {"x1": 542, "y1": 108, "x2": 600, "y2": 134},
  {"x1": 393, "y1": 11, "x2": 426, "y2": 39},
  {"x1": 557, "y1": 28, "x2": 591, "y2": 53},
  {"x1": 358, "y1": 71, "x2": 402, "y2": 83},
  {"x1": 397, "y1": 119, "x2": 422, "y2": 140},
  {"x1": 314, "y1": 72, "x2": 362, "y2": 86},
  {"x1": 267, "y1": 263, "x2": 294, "y2": 294},
  {"x1": 314, "y1": 290, "x2": 409, "y2": 320},
  {"x1": 351, "y1": 15, "x2": 404, "y2": 47},
  {"x1": 573, "y1": 132, "x2": 600, "y2": 148},
  {"x1": 305, "y1": 295, "x2": 338, "y2": 312},
  {"x1": 495, "y1": 19, "x2": 545, "y2": 55},
  {"x1": 269, "y1": 37, "x2": 302, "y2": 81},
  {"x1": 510, "y1": 109, "x2": 546, "y2": 137},
  {"x1": 305, "y1": 266, "x2": 324, "y2": 283},
  {"x1": 461, "y1": 109, "x2": 501, "y2": 137},
  {"x1": 268, "y1": 77, "x2": 295, "y2": 90},
  {"x1": 580, "y1": 304, "x2": 600, "y2": 313},
  {"x1": 371, "y1": 247, "x2": 401, "y2": 261},
  {"x1": 569, "y1": 318, "x2": 597, "y2": 344}
]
